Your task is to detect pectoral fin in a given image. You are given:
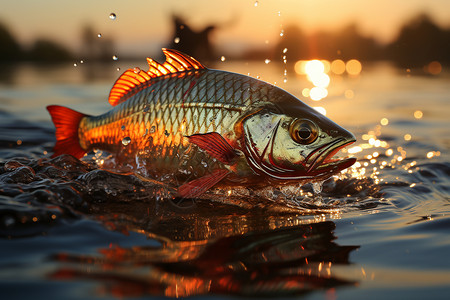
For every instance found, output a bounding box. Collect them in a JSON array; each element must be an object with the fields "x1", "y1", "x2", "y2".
[{"x1": 186, "y1": 132, "x2": 238, "y2": 165}]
